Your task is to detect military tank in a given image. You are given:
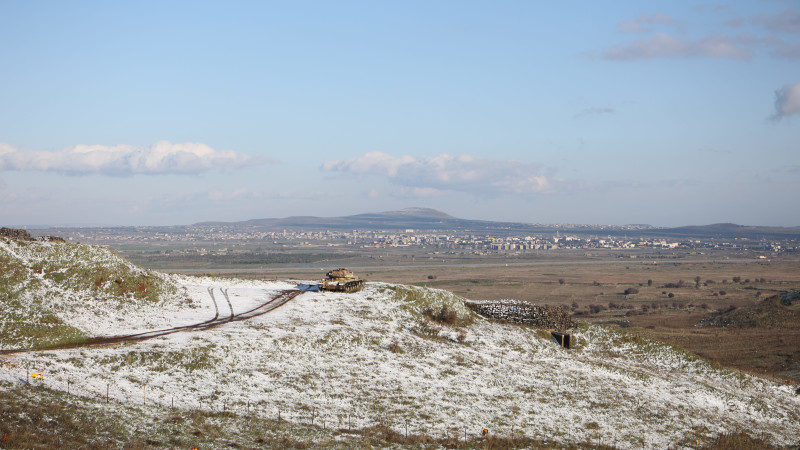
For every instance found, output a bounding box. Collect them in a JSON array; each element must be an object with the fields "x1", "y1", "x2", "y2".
[{"x1": 318, "y1": 268, "x2": 364, "y2": 293}]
